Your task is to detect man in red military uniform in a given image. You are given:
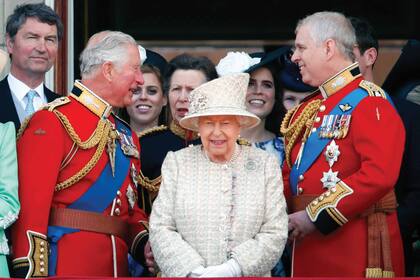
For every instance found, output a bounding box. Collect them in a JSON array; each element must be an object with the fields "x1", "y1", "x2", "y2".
[
  {"x1": 281, "y1": 11, "x2": 405, "y2": 277},
  {"x1": 11, "y1": 31, "x2": 150, "y2": 277}
]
